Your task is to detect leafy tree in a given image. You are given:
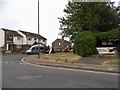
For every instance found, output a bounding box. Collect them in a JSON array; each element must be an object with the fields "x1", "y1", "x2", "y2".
[{"x1": 58, "y1": 2, "x2": 119, "y2": 40}]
